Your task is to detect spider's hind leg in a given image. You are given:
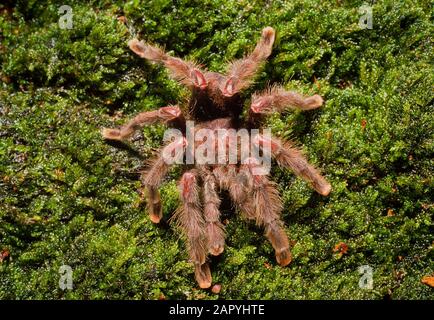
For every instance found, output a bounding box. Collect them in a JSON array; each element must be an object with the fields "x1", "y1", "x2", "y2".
[
  {"x1": 142, "y1": 137, "x2": 186, "y2": 223},
  {"x1": 253, "y1": 135, "x2": 332, "y2": 196},
  {"x1": 175, "y1": 170, "x2": 212, "y2": 288},
  {"x1": 144, "y1": 186, "x2": 163, "y2": 224},
  {"x1": 228, "y1": 160, "x2": 292, "y2": 267},
  {"x1": 141, "y1": 154, "x2": 169, "y2": 224},
  {"x1": 200, "y1": 168, "x2": 225, "y2": 256}
]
